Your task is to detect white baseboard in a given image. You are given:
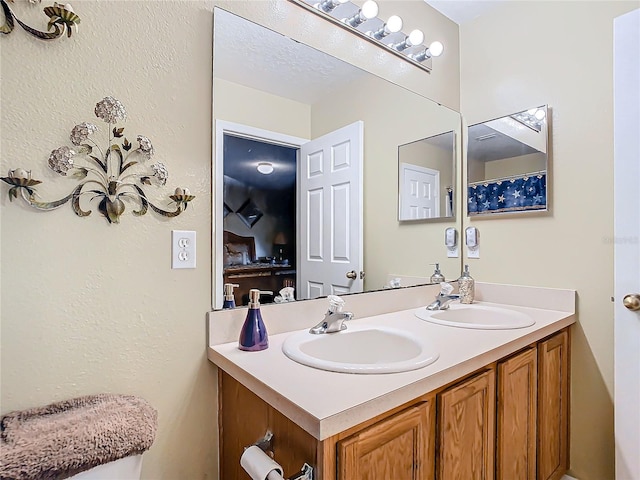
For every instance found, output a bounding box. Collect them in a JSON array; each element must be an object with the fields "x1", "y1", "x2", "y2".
[{"x1": 562, "y1": 475, "x2": 578, "y2": 480}]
